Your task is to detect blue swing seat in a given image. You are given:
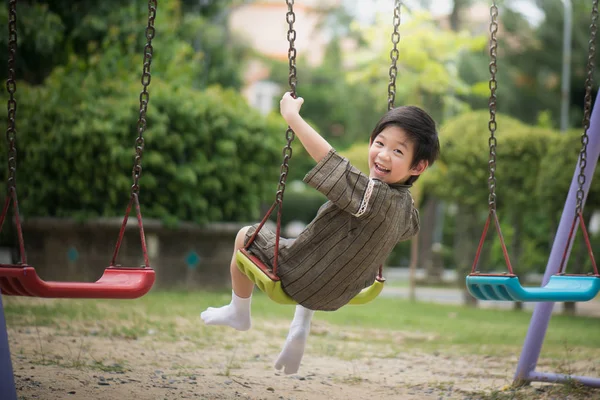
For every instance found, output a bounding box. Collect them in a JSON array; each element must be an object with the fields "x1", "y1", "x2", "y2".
[{"x1": 466, "y1": 274, "x2": 600, "y2": 302}]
